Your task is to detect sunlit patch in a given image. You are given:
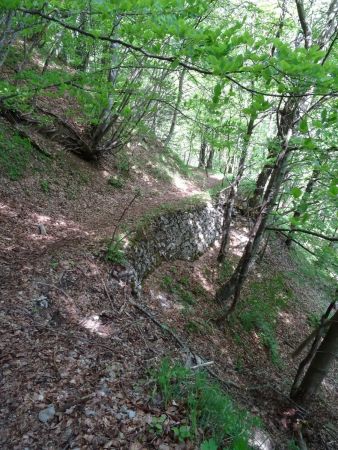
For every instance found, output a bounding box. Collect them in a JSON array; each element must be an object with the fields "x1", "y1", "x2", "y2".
[
  {"x1": 33, "y1": 214, "x2": 51, "y2": 223},
  {"x1": 28, "y1": 233, "x2": 55, "y2": 241},
  {"x1": 229, "y1": 228, "x2": 249, "y2": 256},
  {"x1": 0, "y1": 202, "x2": 17, "y2": 217},
  {"x1": 172, "y1": 173, "x2": 201, "y2": 195},
  {"x1": 80, "y1": 314, "x2": 108, "y2": 337}
]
